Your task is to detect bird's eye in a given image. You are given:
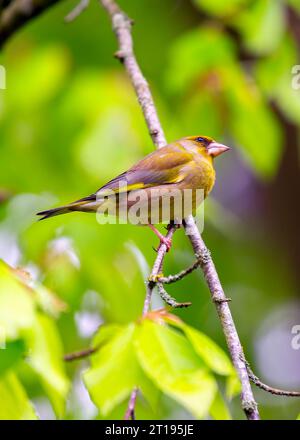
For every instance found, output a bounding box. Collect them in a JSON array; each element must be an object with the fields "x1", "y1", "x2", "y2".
[{"x1": 196, "y1": 137, "x2": 206, "y2": 143}]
